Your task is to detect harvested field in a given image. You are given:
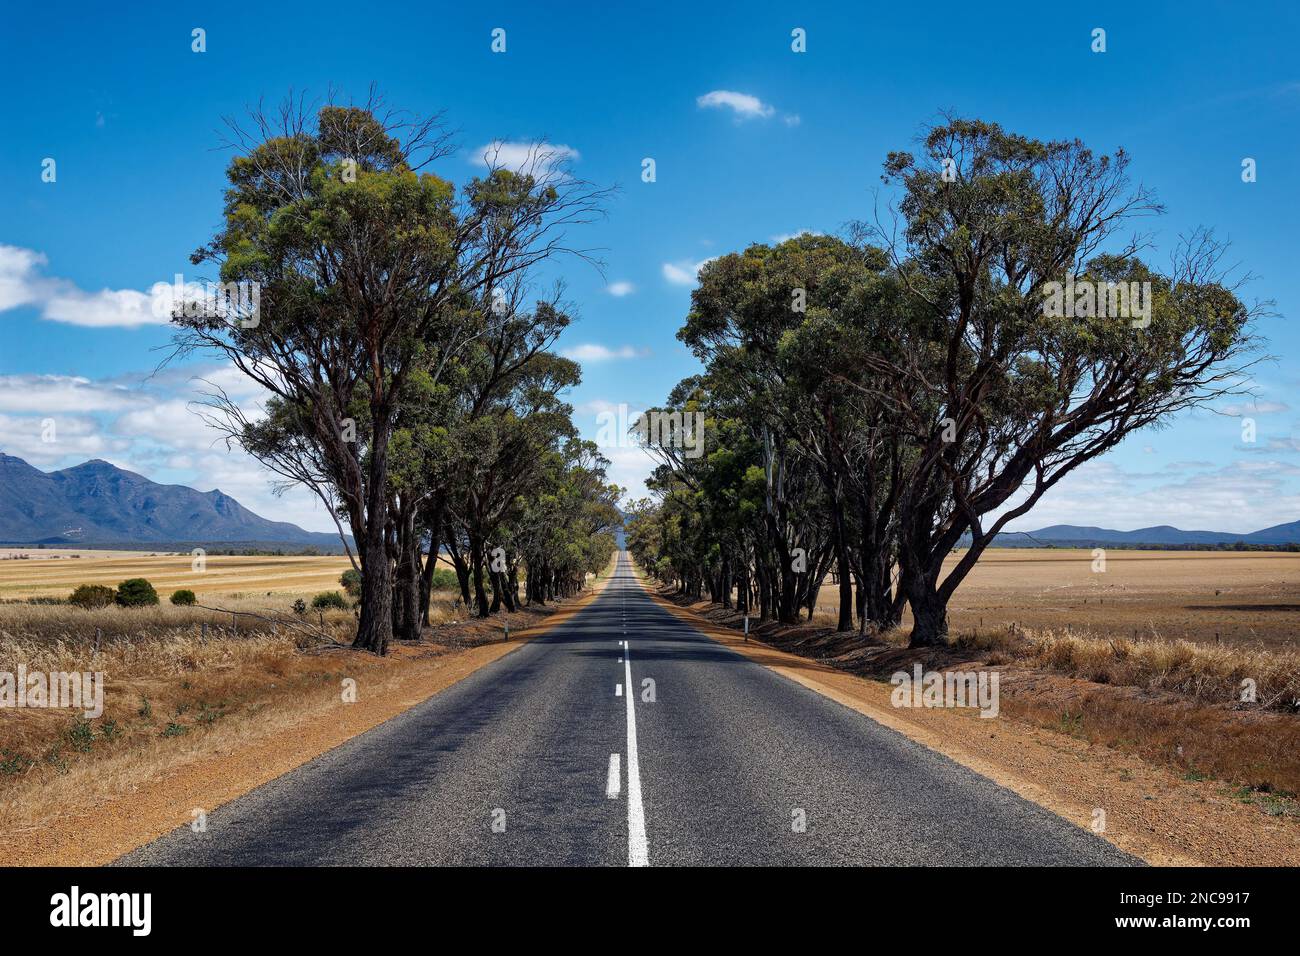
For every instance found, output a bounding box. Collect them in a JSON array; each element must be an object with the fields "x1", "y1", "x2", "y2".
[
  {"x1": 814, "y1": 549, "x2": 1300, "y2": 650},
  {"x1": 0, "y1": 551, "x2": 355, "y2": 602}
]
